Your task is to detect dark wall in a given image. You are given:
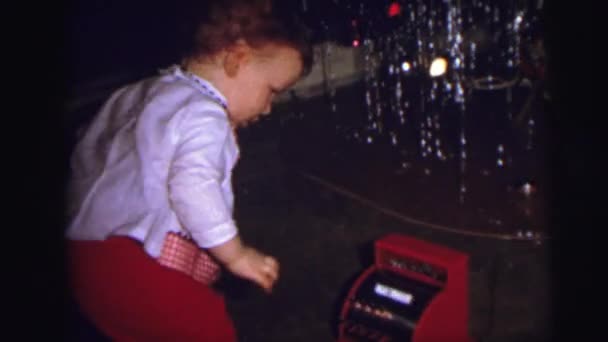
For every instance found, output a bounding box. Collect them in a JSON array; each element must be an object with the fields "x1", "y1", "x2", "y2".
[
  {"x1": 64, "y1": 0, "x2": 384, "y2": 85},
  {"x1": 65, "y1": 0, "x2": 181, "y2": 85}
]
